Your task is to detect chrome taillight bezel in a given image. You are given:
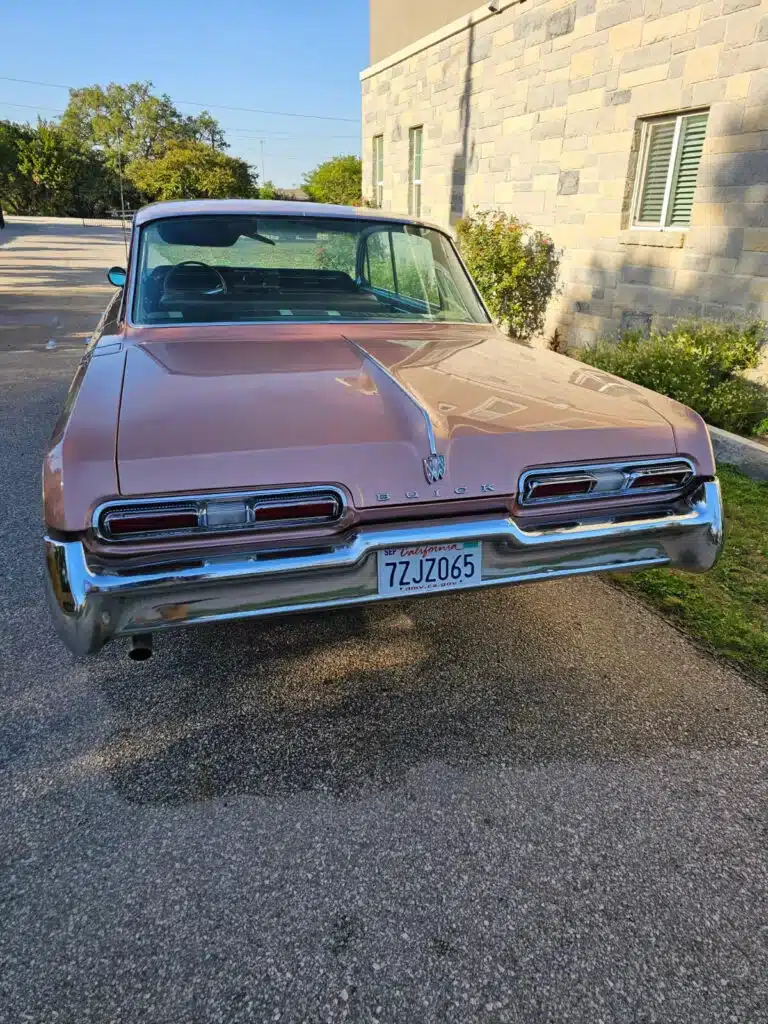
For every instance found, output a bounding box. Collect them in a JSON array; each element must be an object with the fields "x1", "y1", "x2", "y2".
[
  {"x1": 94, "y1": 486, "x2": 346, "y2": 542},
  {"x1": 519, "y1": 458, "x2": 696, "y2": 507}
]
